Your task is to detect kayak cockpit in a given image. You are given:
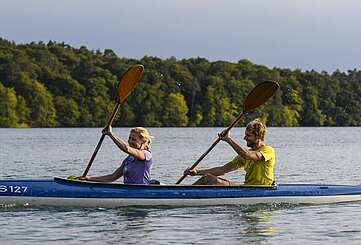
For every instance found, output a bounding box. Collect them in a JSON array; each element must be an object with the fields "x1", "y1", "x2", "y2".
[{"x1": 54, "y1": 177, "x2": 278, "y2": 189}]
